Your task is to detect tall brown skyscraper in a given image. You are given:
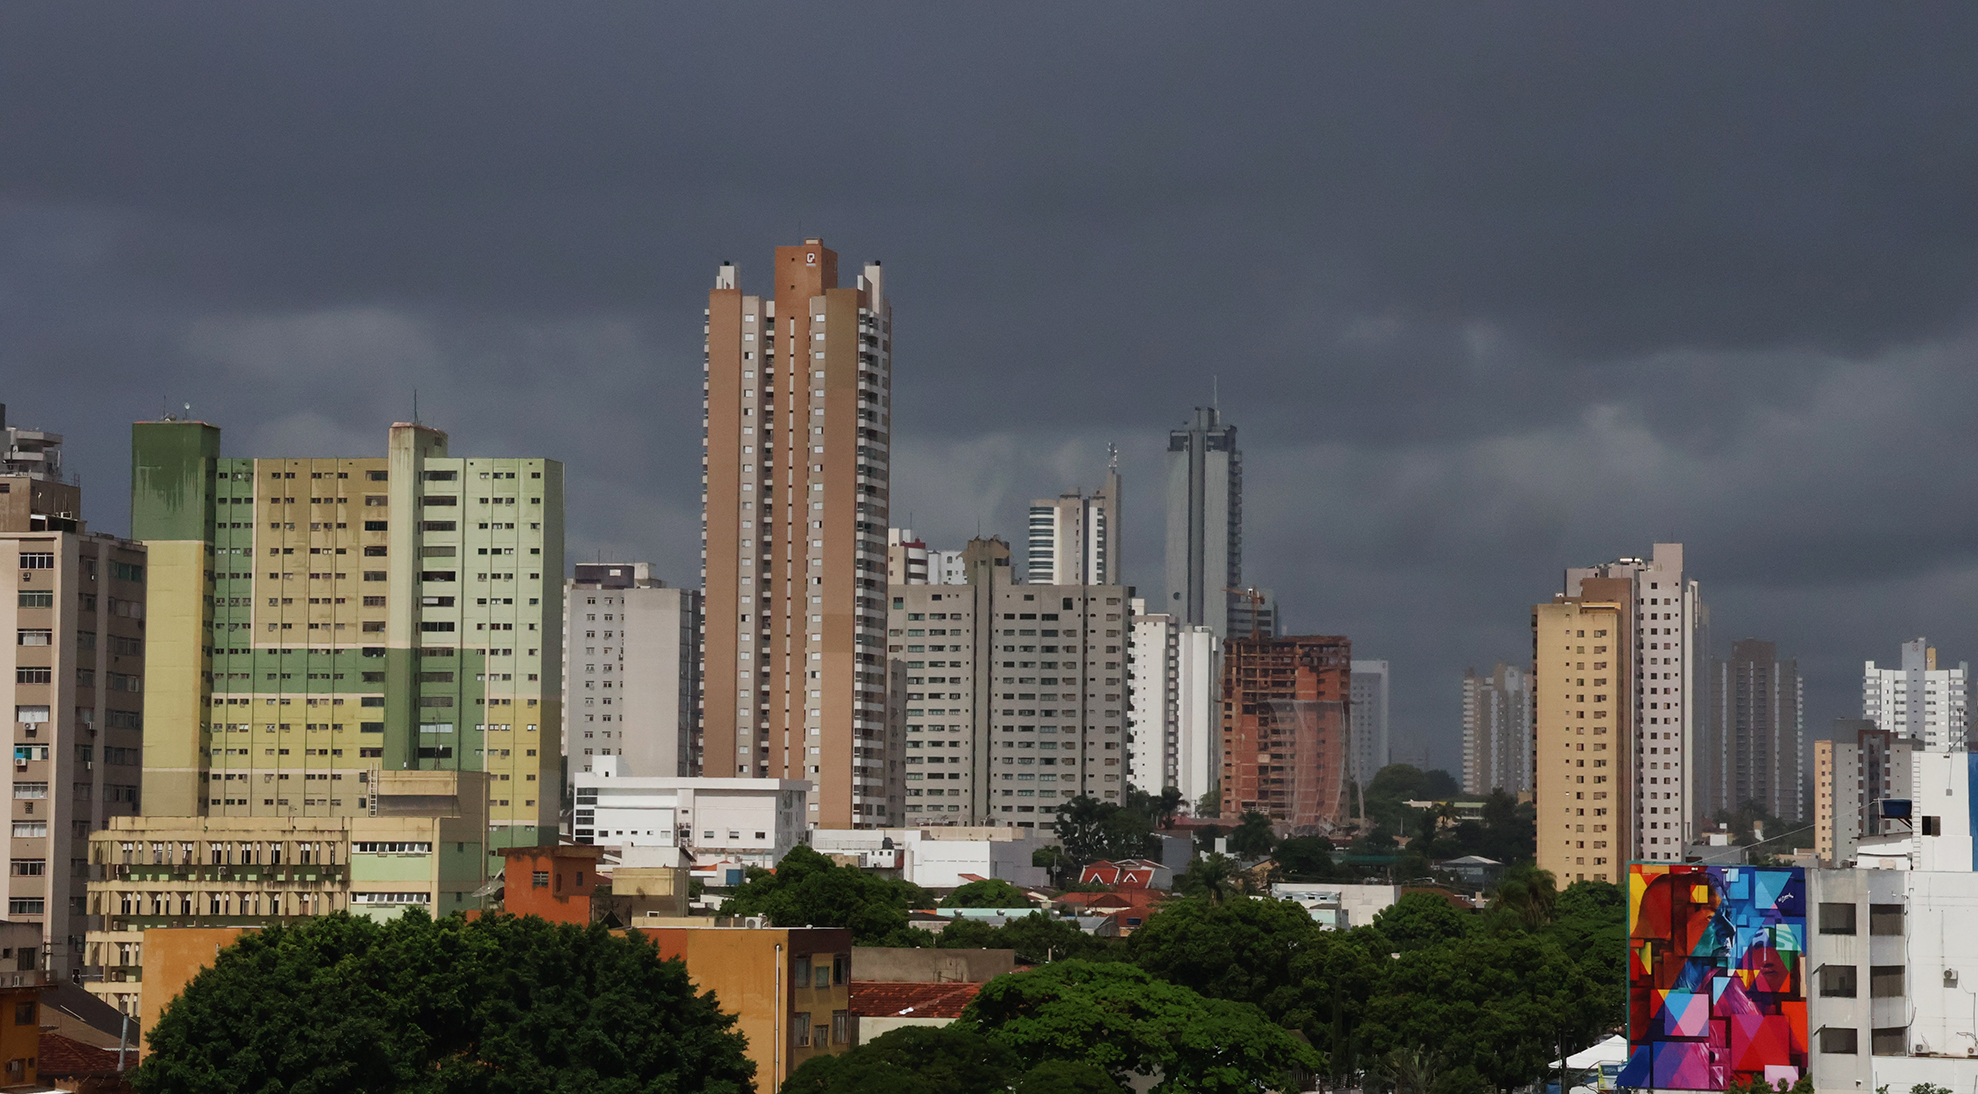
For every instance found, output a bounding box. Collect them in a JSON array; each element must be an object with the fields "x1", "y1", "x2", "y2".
[
  {"x1": 1218, "y1": 635, "x2": 1352, "y2": 831},
  {"x1": 702, "y1": 241, "x2": 897, "y2": 829}
]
